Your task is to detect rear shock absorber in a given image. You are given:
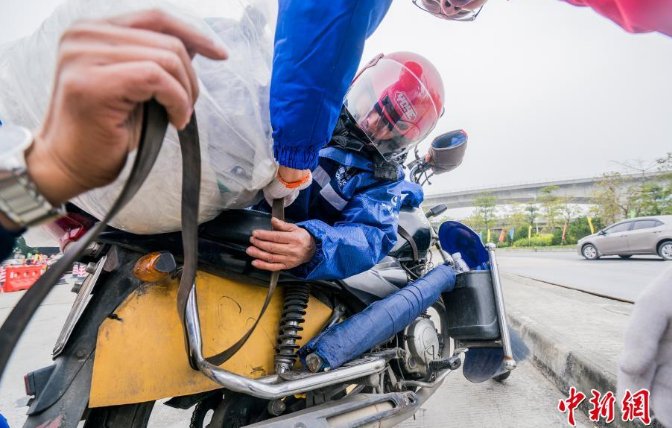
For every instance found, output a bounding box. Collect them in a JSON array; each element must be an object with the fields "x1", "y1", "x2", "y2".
[{"x1": 275, "y1": 284, "x2": 309, "y2": 374}]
